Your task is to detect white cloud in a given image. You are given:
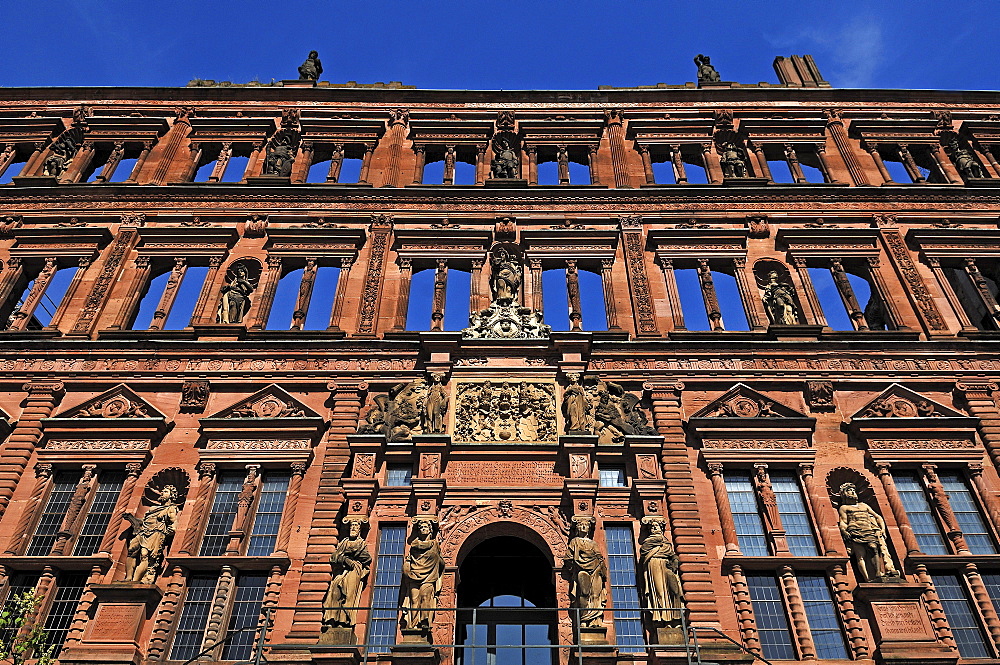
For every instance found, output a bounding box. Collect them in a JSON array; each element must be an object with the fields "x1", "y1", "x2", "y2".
[{"x1": 765, "y1": 14, "x2": 885, "y2": 88}]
